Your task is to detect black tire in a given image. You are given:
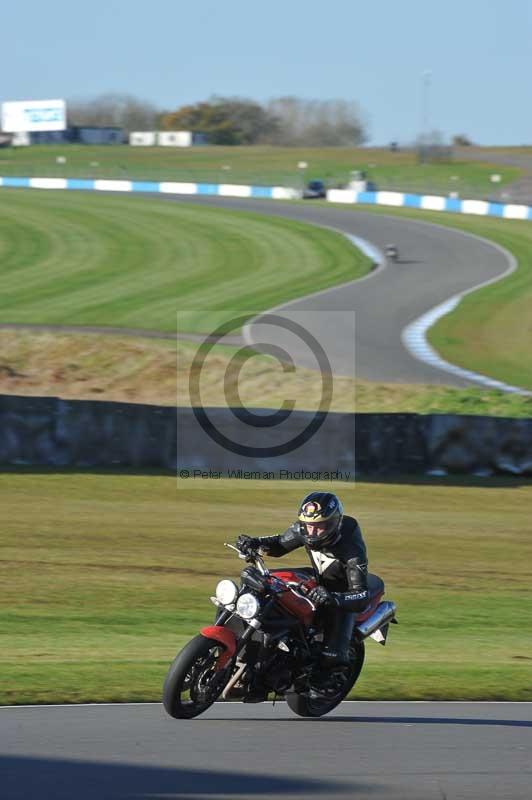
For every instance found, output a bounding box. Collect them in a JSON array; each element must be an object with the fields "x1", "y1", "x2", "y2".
[
  {"x1": 286, "y1": 640, "x2": 365, "y2": 718},
  {"x1": 162, "y1": 635, "x2": 231, "y2": 720}
]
